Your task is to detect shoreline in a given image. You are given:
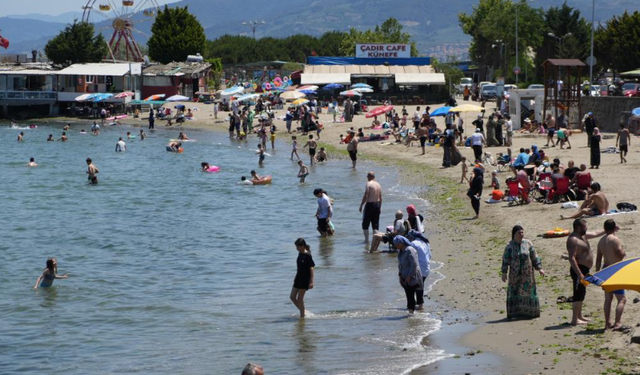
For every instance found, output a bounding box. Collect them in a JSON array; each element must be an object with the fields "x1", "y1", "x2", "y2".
[{"x1": 20, "y1": 101, "x2": 640, "y2": 374}]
